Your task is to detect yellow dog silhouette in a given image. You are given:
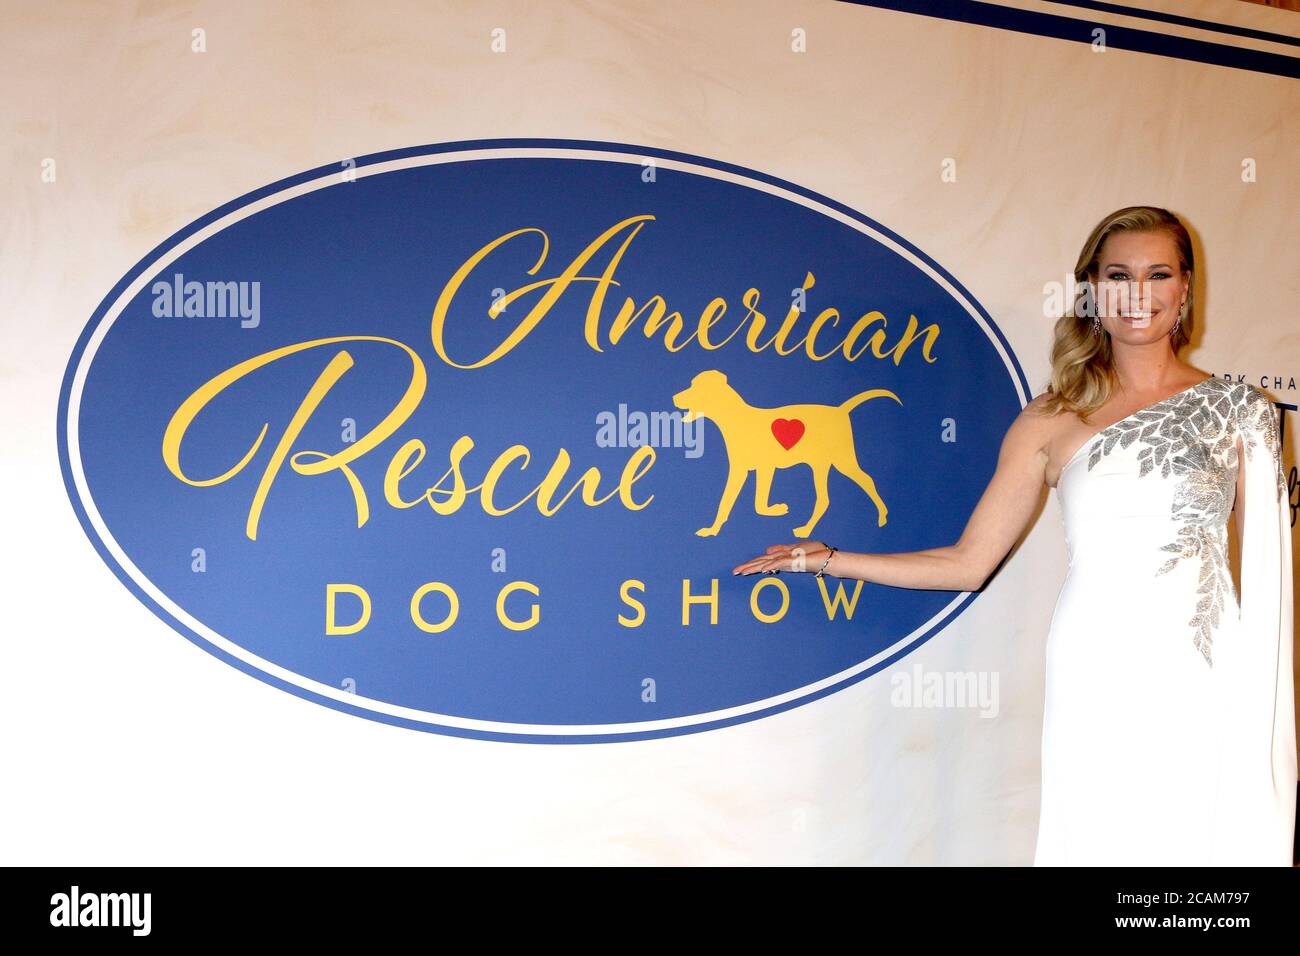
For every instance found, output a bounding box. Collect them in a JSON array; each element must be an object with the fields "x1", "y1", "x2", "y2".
[{"x1": 672, "y1": 369, "x2": 901, "y2": 538}]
